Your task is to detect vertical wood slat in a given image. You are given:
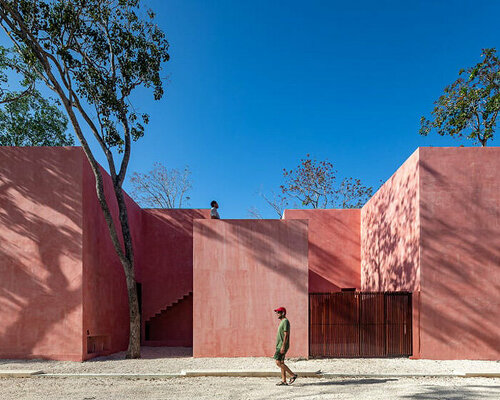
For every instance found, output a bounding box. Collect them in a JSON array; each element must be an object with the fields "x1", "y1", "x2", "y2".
[
  {"x1": 309, "y1": 292, "x2": 412, "y2": 358},
  {"x1": 359, "y1": 293, "x2": 385, "y2": 357},
  {"x1": 385, "y1": 293, "x2": 412, "y2": 357}
]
